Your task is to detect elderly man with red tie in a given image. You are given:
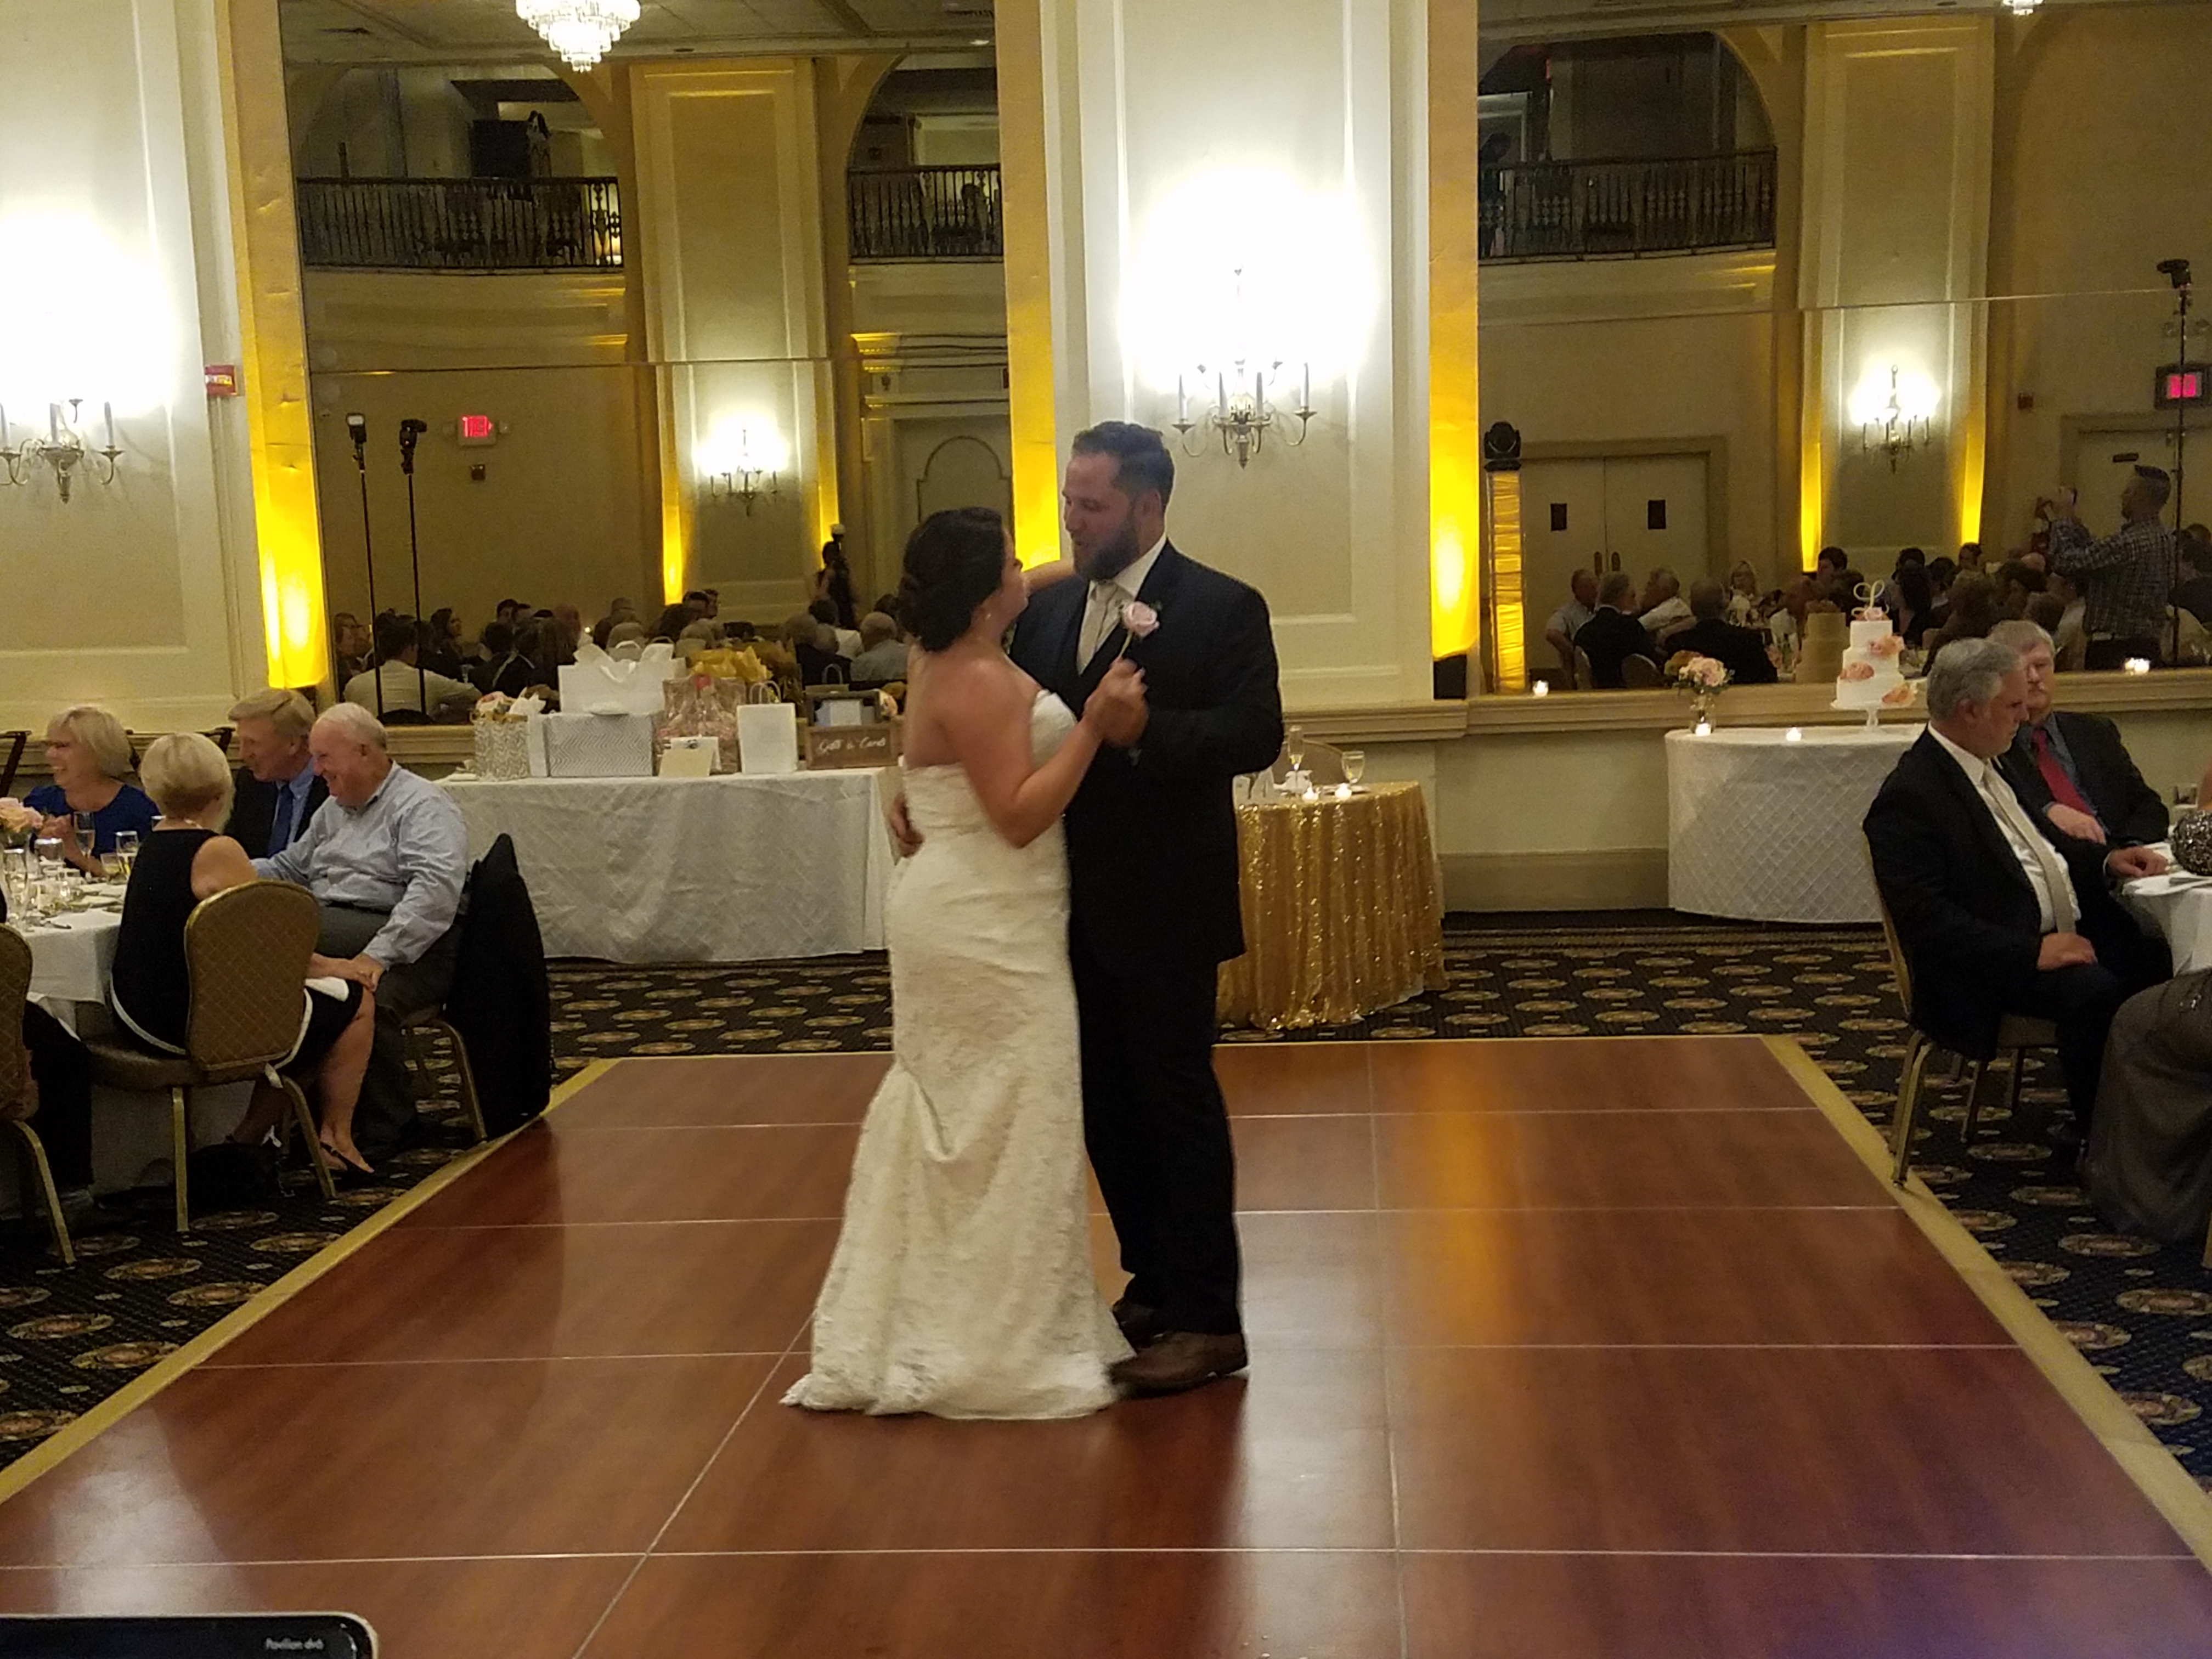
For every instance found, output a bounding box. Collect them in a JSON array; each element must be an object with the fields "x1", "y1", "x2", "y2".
[{"x1": 1988, "y1": 619, "x2": 2169, "y2": 850}]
